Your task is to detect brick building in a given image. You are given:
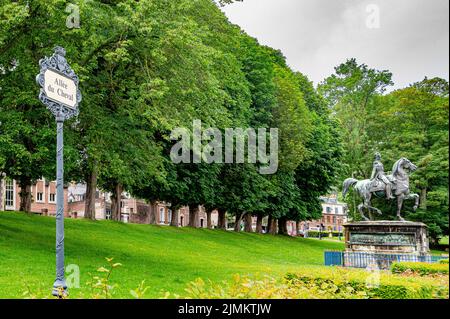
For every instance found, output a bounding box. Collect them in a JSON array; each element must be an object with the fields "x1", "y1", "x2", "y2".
[
  {"x1": 0, "y1": 177, "x2": 69, "y2": 216},
  {"x1": 130, "y1": 203, "x2": 219, "y2": 228},
  {"x1": 1, "y1": 177, "x2": 345, "y2": 235},
  {"x1": 297, "y1": 194, "x2": 348, "y2": 234},
  {"x1": 67, "y1": 183, "x2": 111, "y2": 220}
]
